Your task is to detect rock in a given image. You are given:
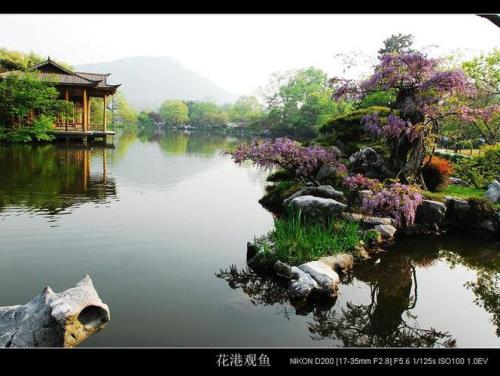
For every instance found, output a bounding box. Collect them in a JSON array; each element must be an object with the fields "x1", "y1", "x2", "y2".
[
  {"x1": 485, "y1": 180, "x2": 500, "y2": 203},
  {"x1": 273, "y1": 260, "x2": 293, "y2": 279},
  {"x1": 478, "y1": 220, "x2": 496, "y2": 234},
  {"x1": 288, "y1": 195, "x2": 347, "y2": 220},
  {"x1": 318, "y1": 254, "x2": 354, "y2": 274},
  {"x1": 374, "y1": 224, "x2": 397, "y2": 239},
  {"x1": 298, "y1": 261, "x2": 340, "y2": 297},
  {"x1": 314, "y1": 165, "x2": 341, "y2": 186},
  {"x1": 247, "y1": 236, "x2": 274, "y2": 268},
  {"x1": 448, "y1": 177, "x2": 467, "y2": 186},
  {"x1": 0, "y1": 275, "x2": 109, "y2": 348},
  {"x1": 348, "y1": 147, "x2": 391, "y2": 179},
  {"x1": 283, "y1": 185, "x2": 347, "y2": 206},
  {"x1": 288, "y1": 267, "x2": 319, "y2": 300},
  {"x1": 445, "y1": 197, "x2": 470, "y2": 223},
  {"x1": 341, "y1": 212, "x2": 396, "y2": 229},
  {"x1": 415, "y1": 199, "x2": 447, "y2": 228}
]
